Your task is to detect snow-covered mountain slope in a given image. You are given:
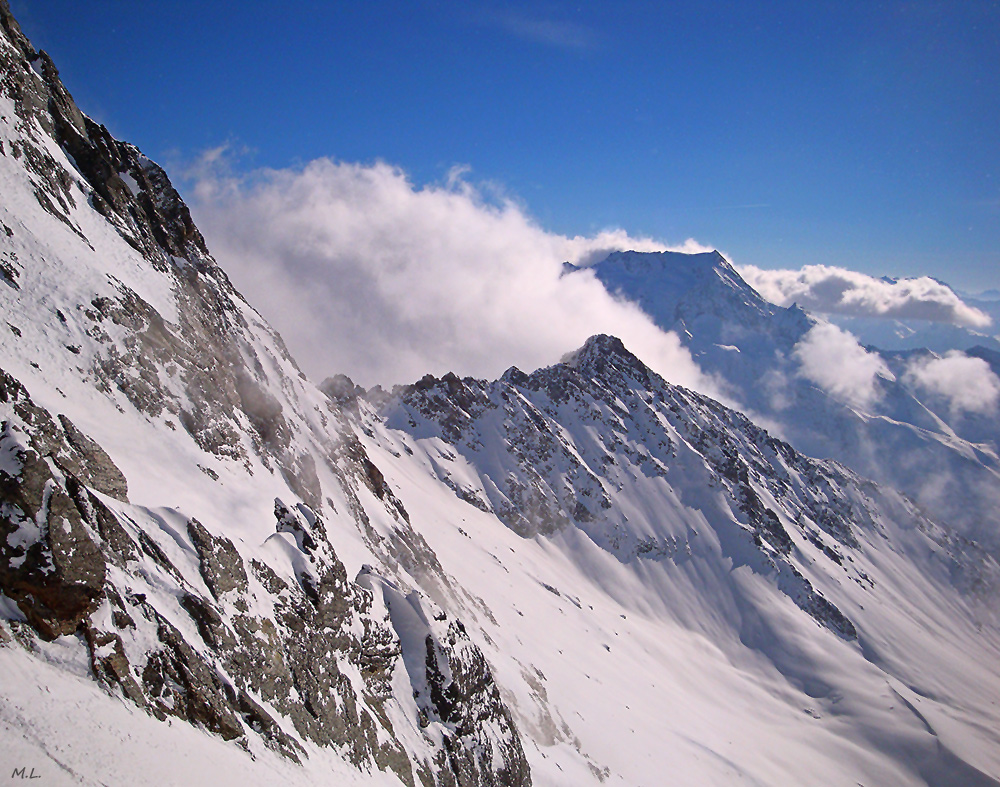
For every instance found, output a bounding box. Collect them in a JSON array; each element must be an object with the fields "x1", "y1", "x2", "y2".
[
  {"x1": 566, "y1": 250, "x2": 811, "y2": 350},
  {"x1": 569, "y1": 250, "x2": 1000, "y2": 549},
  {"x1": 2, "y1": 4, "x2": 1000, "y2": 786},
  {"x1": 0, "y1": 8, "x2": 528, "y2": 785},
  {"x1": 357, "y1": 334, "x2": 1000, "y2": 785}
]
